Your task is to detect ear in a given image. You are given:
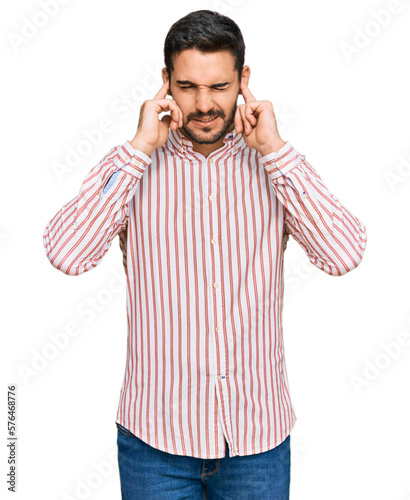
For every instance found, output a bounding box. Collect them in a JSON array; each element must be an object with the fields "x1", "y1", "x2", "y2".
[
  {"x1": 238, "y1": 65, "x2": 251, "y2": 94},
  {"x1": 162, "y1": 67, "x2": 171, "y2": 95}
]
